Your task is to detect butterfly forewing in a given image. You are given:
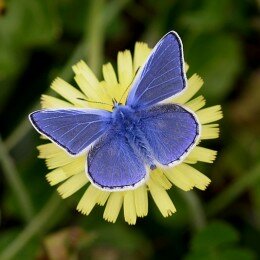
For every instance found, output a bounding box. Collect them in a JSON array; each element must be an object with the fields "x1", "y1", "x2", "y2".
[
  {"x1": 127, "y1": 31, "x2": 186, "y2": 109},
  {"x1": 29, "y1": 109, "x2": 111, "y2": 155}
]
